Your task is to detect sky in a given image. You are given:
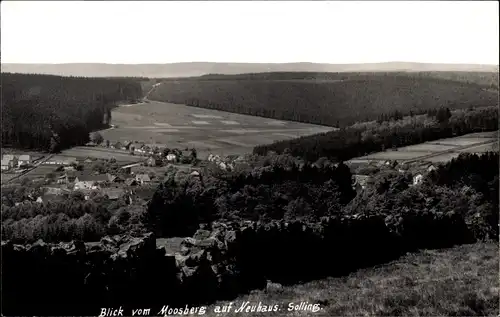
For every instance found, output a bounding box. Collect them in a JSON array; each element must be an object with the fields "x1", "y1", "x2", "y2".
[{"x1": 1, "y1": 1, "x2": 499, "y2": 65}]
